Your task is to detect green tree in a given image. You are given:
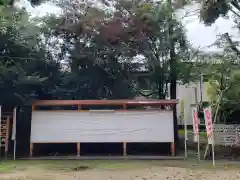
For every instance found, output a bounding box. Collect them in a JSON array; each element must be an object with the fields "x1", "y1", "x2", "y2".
[
  {"x1": 200, "y1": 0, "x2": 240, "y2": 58},
  {"x1": 42, "y1": 0, "x2": 195, "y2": 147},
  {"x1": 0, "y1": 7, "x2": 61, "y2": 105},
  {"x1": 204, "y1": 54, "x2": 240, "y2": 123},
  {"x1": 200, "y1": 0, "x2": 240, "y2": 26}
]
